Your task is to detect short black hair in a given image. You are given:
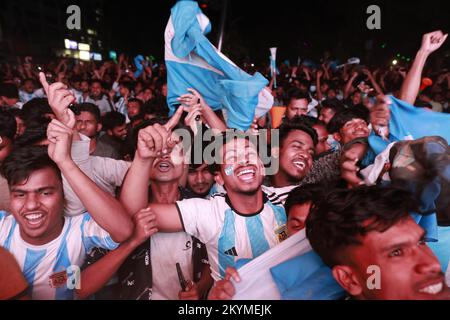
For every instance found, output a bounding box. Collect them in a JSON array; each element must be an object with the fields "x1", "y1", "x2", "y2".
[
  {"x1": 284, "y1": 183, "x2": 325, "y2": 217},
  {"x1": 326, "y1": 107, "x2": 369, "y2": 134},
  {"x1": 70, "y1": 75, "x2": 82, "y2": 83},
  {"x1": 90, "y1": 79, "x2": 103, "y2": 86},
  {"x1": 287, "y1": 88, "x2": 311, "y2": 104},
  {"x1": 101, "y1": 111, "x2": 126, "y2": 131},
  {"x1": 8, "y1": 107, "x2": 25, "y2": 120},
  {"x1": 306, "y1": 185, "x2": 418, "y2": 268},
  {"x1": 298, "y1": 79, "x2": 311, "y2": 89},
  {"x1": 142, "y1": 98, "x2": 166, "y2": 117},
  {"x1": 279, "y1": 116, "x2": 318, "y2": 147},
  {"x1": 312, "y1": 119, "x2": 327, "y2": 128},
  {"x1": 188, "y1": 162, "x2": 216, "y2": 174},
  {"x1": 0, "y1": 109, "x2": 17, "y2": 140},
  {"x1": 0, "y1": 83, "x2": 19, "y2": 99},
  {"x1": 21, "y1": 98, "x2": 54, "y2": 124},
  {"x1": 129, "y1": 118, "x2": 186, "y2": 159},
  {"x1": 414, "y1": 99, "x2": 433, "y2": 109},
  {"x1": 128, "y1": 98, "x2": 143, "y2": 107},
  {"x1": 75, "y1": 103, "x2": 101, "y2": 123},
  {"x1": 0, "y1": 146, "x2": 62, "y2": 188},
  {"x1": 14, "y1": 117, "x2": 50, "y2": 148},
  {"x1": 293, "y1": 115, "x2": 318, "y2": 127},
  {"x1": 320, "y1": 98, "x2": 346, "y2": 114},
  {"x1": 119, "y1": 81, "x2": 134, "y2": 92}
]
